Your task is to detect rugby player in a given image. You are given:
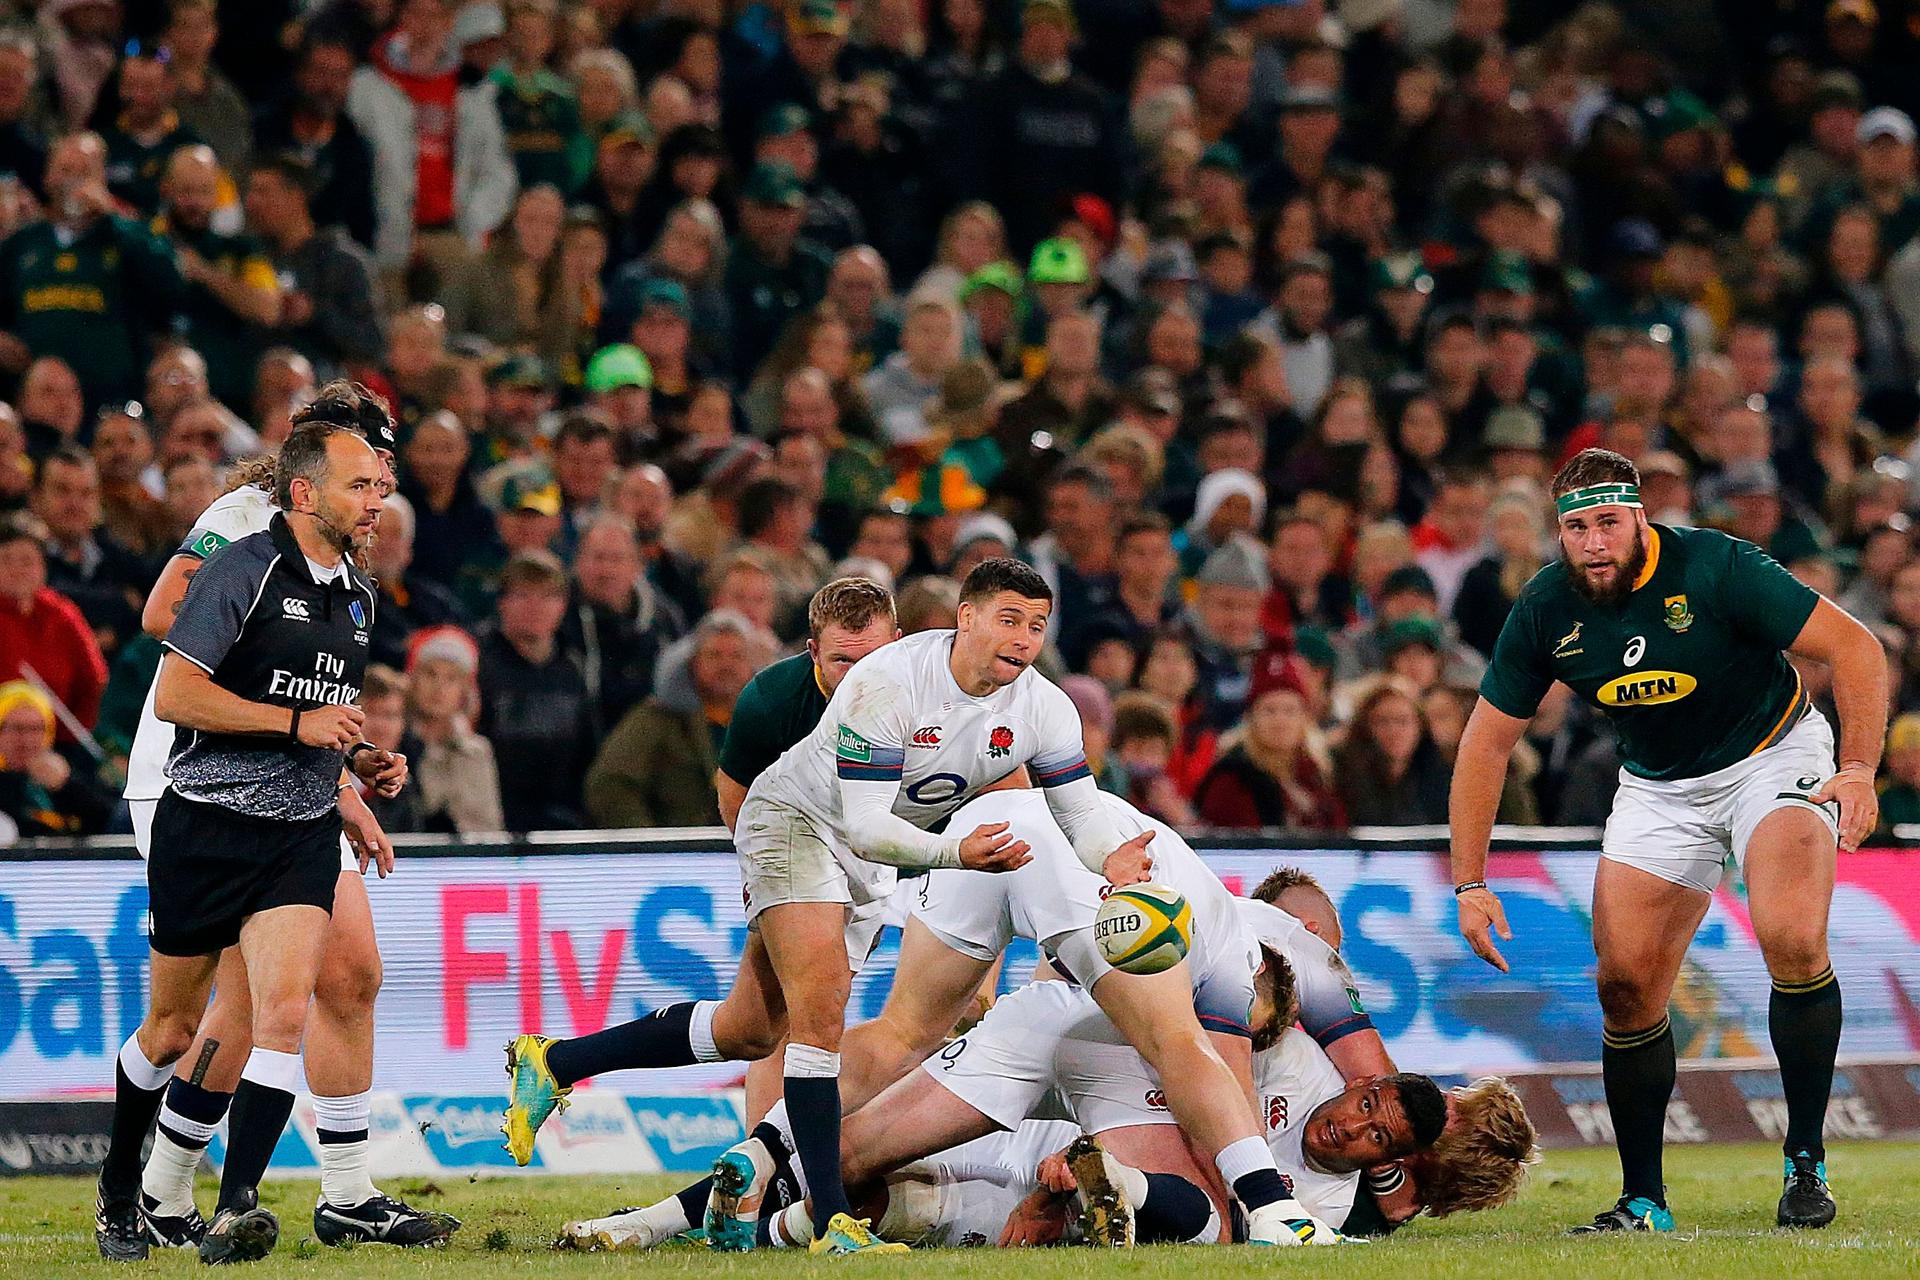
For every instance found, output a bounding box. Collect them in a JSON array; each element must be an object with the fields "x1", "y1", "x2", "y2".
[
  {"x1": 97, "y1": 424, "x2": 400, "y2": 1263},
  {"x1": 704, "y1": 787, "x2": 1355, "y2": 1250},
  {"x1": 503, "y1": 577, "x2": 901, "y2": 1155},
  {"x1": 118, "y1": 384, "x2": 453, "y2": 1251},
  {"x1": 700, "y1": 557, "x2": 1173, "y2": 1254},
  {"x1": 1451, "y1": 448, "x2": 1888, "y2": 1232}
]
